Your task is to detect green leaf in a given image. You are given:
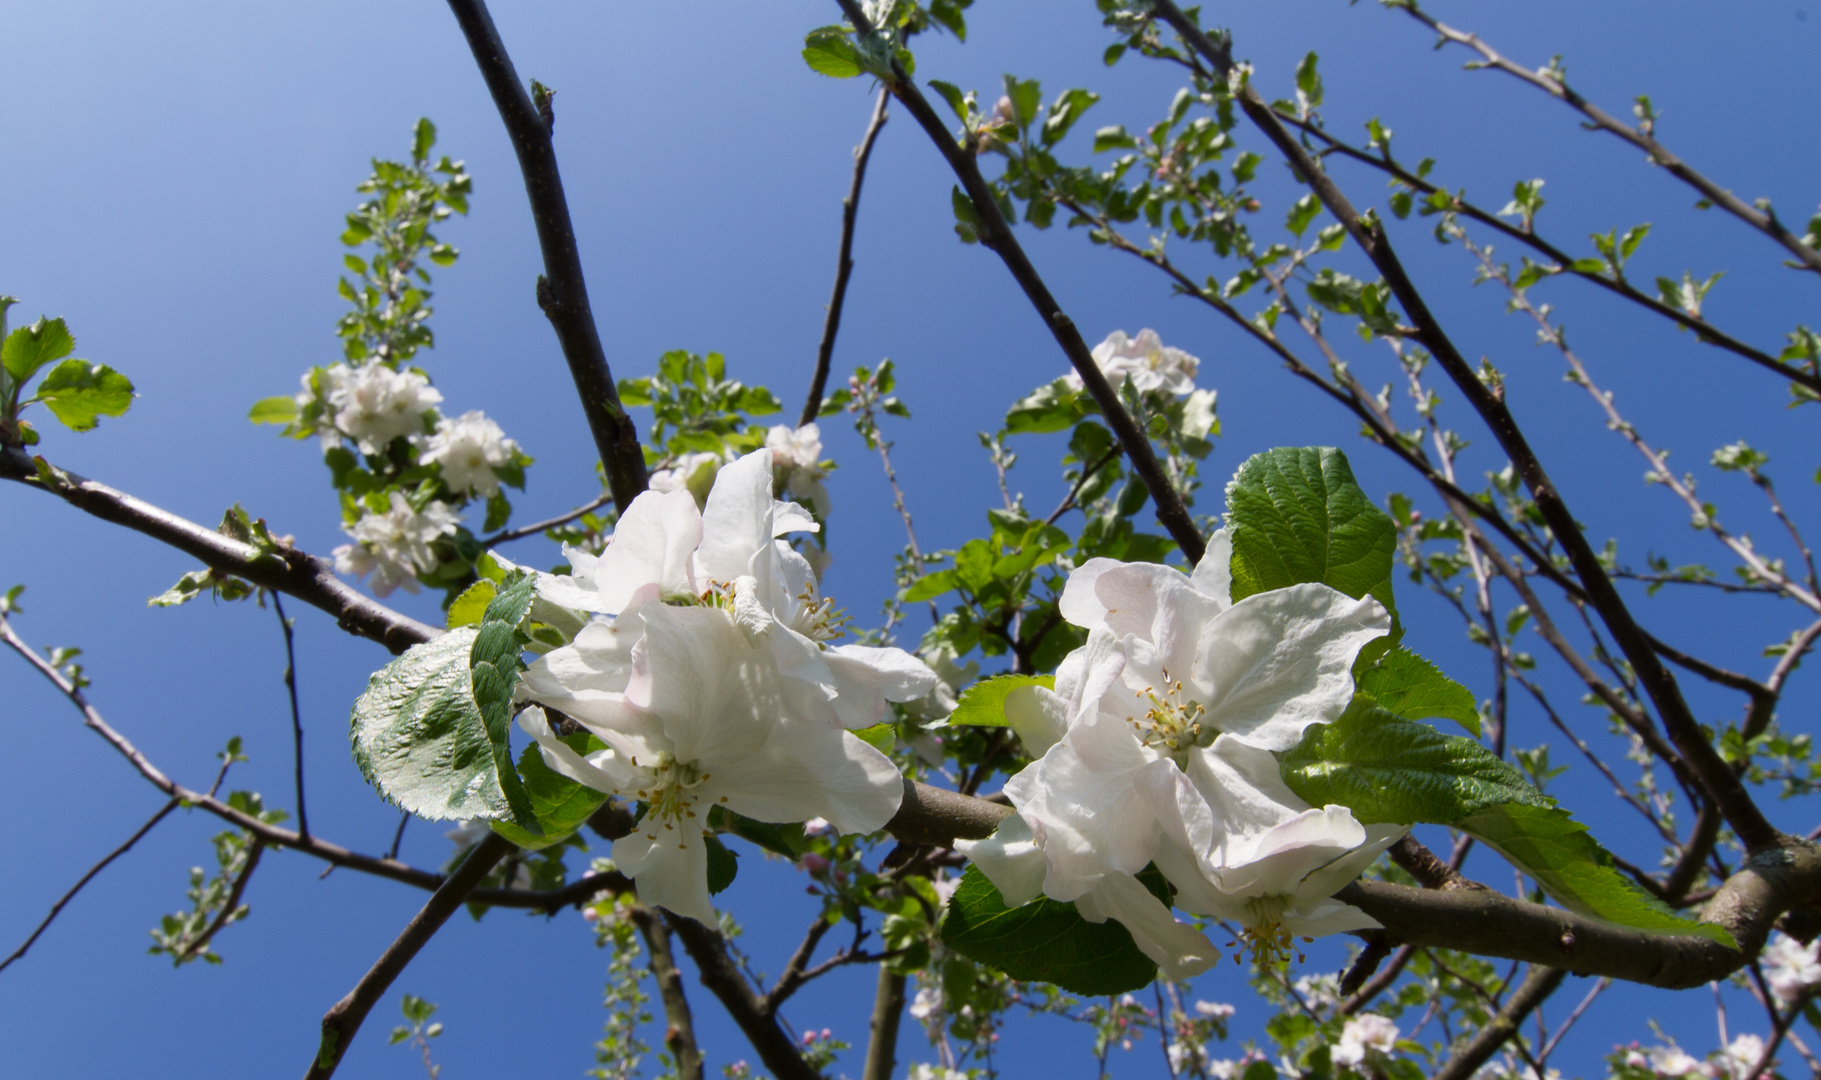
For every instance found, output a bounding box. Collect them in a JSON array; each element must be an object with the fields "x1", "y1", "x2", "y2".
[
  {"x1": 949, "y1": 674, "x2": 1054, "y2": 727},
  {"x1": 247, "y1": 396, "x2": 299, "y2": 426},
  {"x1": 719, "y1": 809, "x2": 809, "y2": 858},
  {"x1": 1286, "y1": 193, "x2": 1321, "y2": 237},
  {"x1": 2, "y1": 317, "x2": 74, "y2": 382},
  {"x1": 903, "y1": 569, "x2": 958, "y2": 603},
  {"x1": 33, "y1": 359, "x2": 134, "y2": 431},
  {"x1": 468, "y1": 572, "x2": 543, "y2": 835},
  {"x1": 350, "y1": 627, "x2": 509, "y2": 822},
  {"x1": 1357, "y1": 647, "x2": 1479, "y2": 735},
  {"x1": 1281, "y1": 702, "x2": 1546, "y2": 826},
  {"x1": 802, "y1": 26, "x2": 862, "y2": 78},
  {"x1": 1005, "y1": 377, "x2": 1090, "y2": 434},
  {"x1": 1458, "y1": 802, "x2": 1735, "y2": 945},
  {"x1": 939, "y1": 865, "x2": 1160, "y2": 994},
  {"x1": 446, "y1": 579, "x2": 497, "y2": 629},
  {"x1": 854, "y1": 723, "x2": 896, "y2": 755},
  {"x1": 928, "y1": 79, "x2": 969, "y2": 122},
  {"x1": 1224, "y1": 447, "x2": 1397, "y2": 616},
  {"x1": 705, "y1": 834, "x2": 739, "y2": 894},
  {"x1": 488, "y1": 732, "x2": 609, "y2": 849}
]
